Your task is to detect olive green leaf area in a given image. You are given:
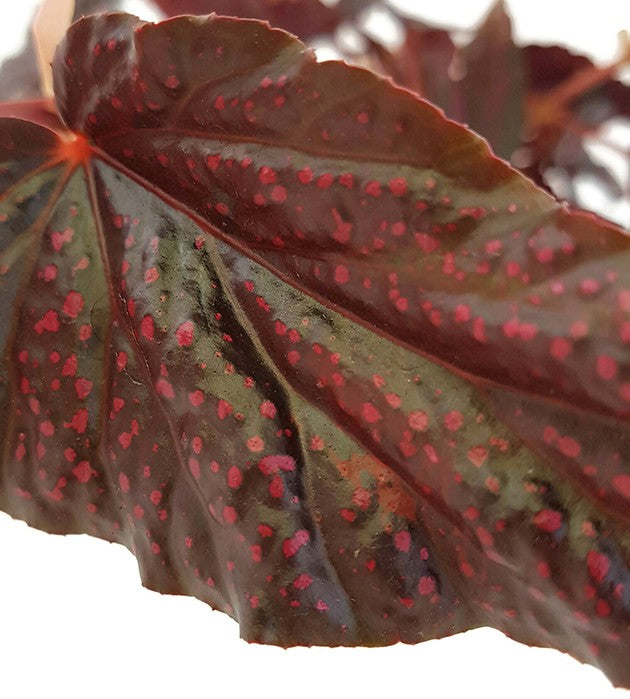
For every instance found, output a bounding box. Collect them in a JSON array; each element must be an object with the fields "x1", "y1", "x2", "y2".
[{"x1": 0, "y1": 13, "x2": 628, "y2": 687}]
